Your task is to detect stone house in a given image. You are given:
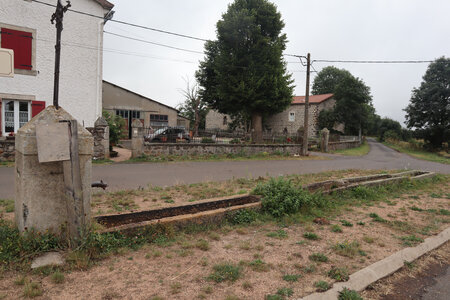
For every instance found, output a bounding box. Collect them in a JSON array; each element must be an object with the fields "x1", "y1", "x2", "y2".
[
  {"x1": 102, "y1": 81, "x2": 189, "y2": 139},
  {"x1": 0, "y1": 0, "x2": 114, "y2": 137},
  {"x1": 205, "y1": 93, "x2": 343, "y2": 136}
]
